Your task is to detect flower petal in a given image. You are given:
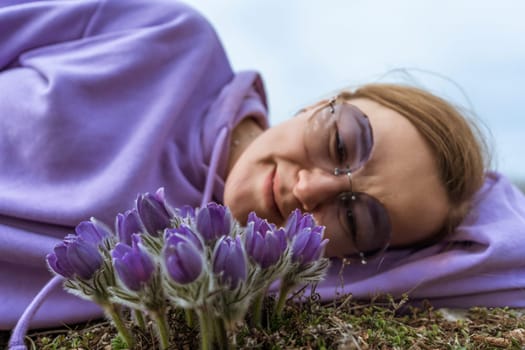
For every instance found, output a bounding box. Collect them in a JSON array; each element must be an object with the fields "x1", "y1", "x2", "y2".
[
  {"x1": 67, "y1": 240, "x2": 102, "y2": 279},
  {"x1": 75, "y1": 219, "x2": 111, "y2": 246},
  {"x1": 136, "y1": 192, "x2": 172, "y2": 236},
  {"x1": 116, "y1": 209, "x2": 142, "y2": 245},
  {"x1": 47, "y1": 244, "x2": 75, "y2": 278}
]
